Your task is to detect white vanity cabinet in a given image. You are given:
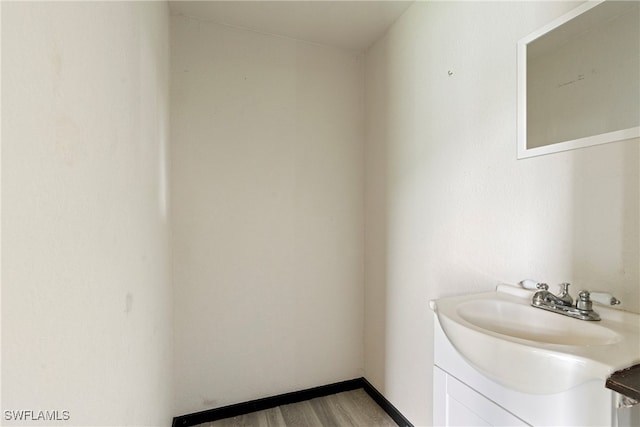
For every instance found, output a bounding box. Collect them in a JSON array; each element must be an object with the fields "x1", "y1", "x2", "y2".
[
  {"x1": 433, "y1": 313, "x2": 635, "y2": 427},
  {"x1": 433, "y1": 365, "x2": 528, "y2": 426}
]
